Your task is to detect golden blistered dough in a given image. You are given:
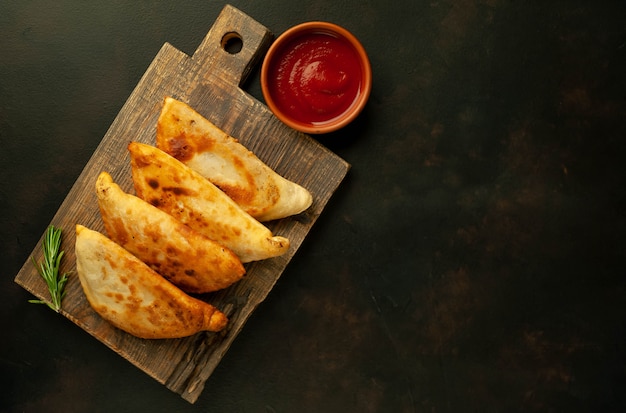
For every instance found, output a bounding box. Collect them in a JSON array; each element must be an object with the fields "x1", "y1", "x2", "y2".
[
  {"x1": 156, "y1": 97, "x2": 313, "y2": 222},
  {"x1": 74, "y1": 225, "x2": 228, "y2": 339}
]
